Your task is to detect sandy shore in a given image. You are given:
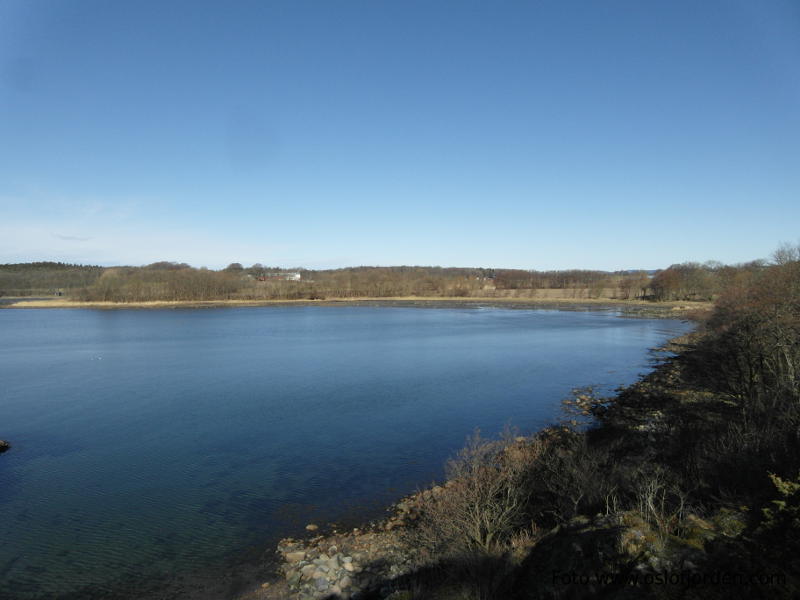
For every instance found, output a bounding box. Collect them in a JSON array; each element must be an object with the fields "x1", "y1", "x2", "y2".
[{"x1": 1, "y1": 296, "x2": 711, "y2": 315}]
